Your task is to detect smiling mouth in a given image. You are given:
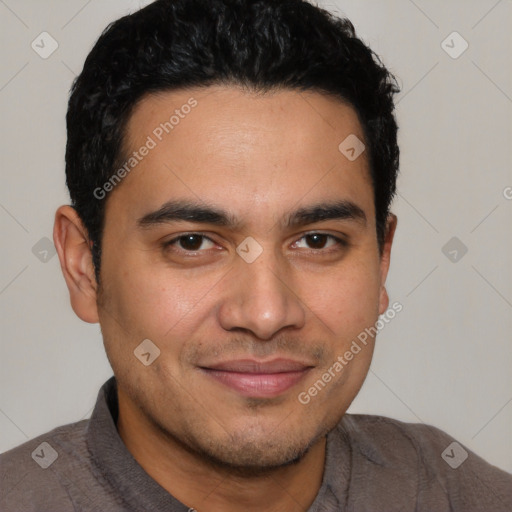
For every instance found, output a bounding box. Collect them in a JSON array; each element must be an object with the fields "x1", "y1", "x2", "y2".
[{"x1": 199, "y1": 358, "x2": 314, "y2": 398}]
